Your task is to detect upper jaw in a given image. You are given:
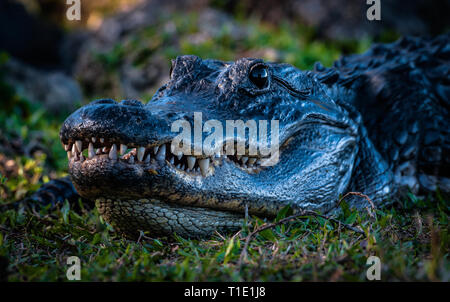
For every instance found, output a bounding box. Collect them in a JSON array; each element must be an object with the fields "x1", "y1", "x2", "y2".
[
  {"x1": 59, "y1": 100, "x2": 173, "y2": 147},
  {"x1": 60, "y1": 100, "x2": 281, "y2": 178}
]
